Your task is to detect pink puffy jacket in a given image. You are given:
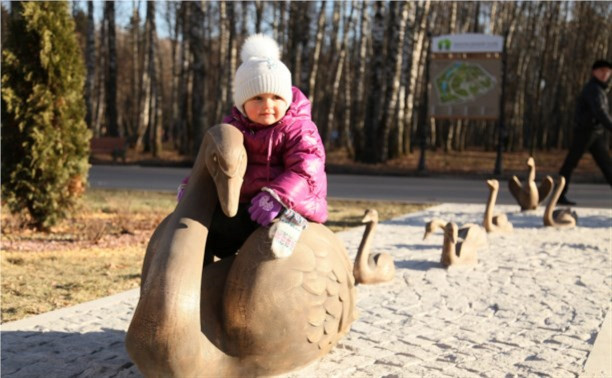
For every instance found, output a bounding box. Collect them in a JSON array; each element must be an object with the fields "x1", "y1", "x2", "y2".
[{"x1": 223, "y1": 87, "x2": 328, "y2": 223}]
